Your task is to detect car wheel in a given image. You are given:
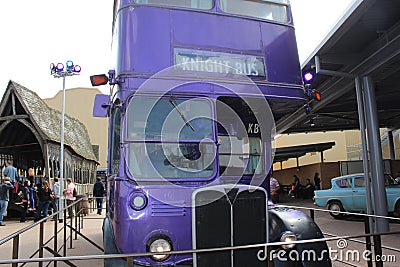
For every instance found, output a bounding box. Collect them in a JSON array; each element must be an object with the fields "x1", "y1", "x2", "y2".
[
  {"x1": 394, "y1": 201, "x2": 400, "y2": 217},
  {"x1": 328, "y1": 201, "x2": 345, "y2": 219}
]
